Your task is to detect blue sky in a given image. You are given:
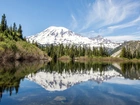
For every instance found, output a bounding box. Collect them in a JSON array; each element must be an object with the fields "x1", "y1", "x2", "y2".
[{"x1": 0, "y1": 0, "x2": 140, "y2": 41}]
